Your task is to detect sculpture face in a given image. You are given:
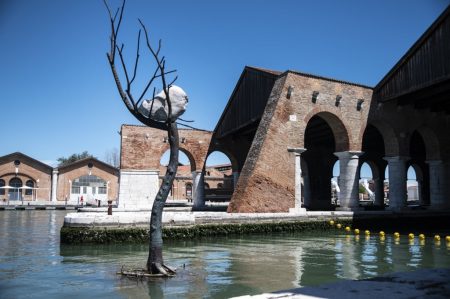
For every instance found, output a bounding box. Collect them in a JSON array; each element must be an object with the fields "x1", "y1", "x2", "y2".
[{"x1": 139, "y1": 85, "x2": 188, "y2": 122}]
